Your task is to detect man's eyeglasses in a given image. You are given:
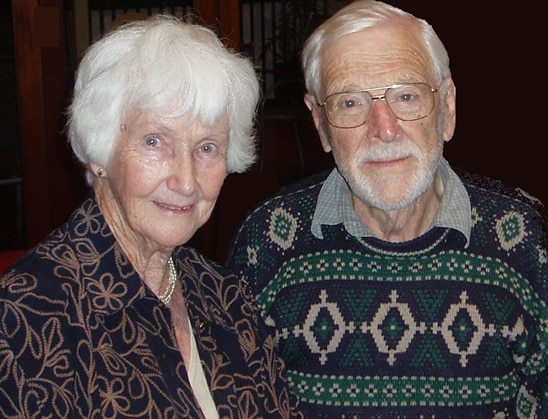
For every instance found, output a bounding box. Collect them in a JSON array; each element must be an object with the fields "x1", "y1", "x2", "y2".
[{"x1": 317, "y1": 82, "x2": 438, "y2": 129}]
